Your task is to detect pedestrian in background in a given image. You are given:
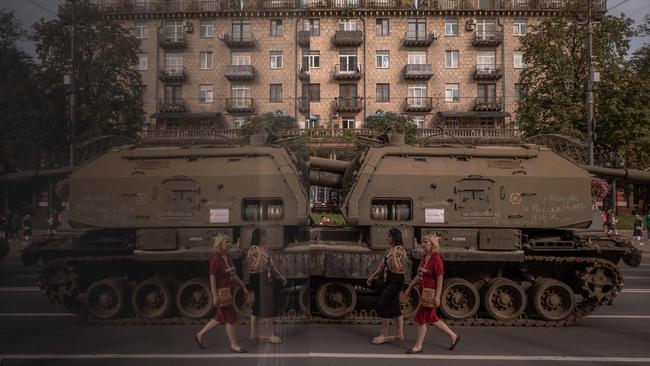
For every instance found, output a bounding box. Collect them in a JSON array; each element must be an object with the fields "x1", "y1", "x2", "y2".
[
  {"x1": 645, "y1": 213, "x2": 650, "y2": 241},
  {"x1": 195, "y1": 233, "x2": 250, "y2": 353},
  {"x1": 11, "y1": 213, "x2": 20, "y2": 240},
  {"x1": 404, "y1": 234, "x2": 459, "y2": 354},
  {"x1": 246, "y1": 227, "x2": 288, "y2": 344},
  {"x1": 367, "y1": 228, "x2": 407, "y2": 344},
  {"x1": 47, "y1": 211, "x2": 59, "y2": 235},
  {"x1": 633, "y1": 214, "x2": 644, "y2": 241},
  {"x1": 605, "y1": 209, "x2": 618, "y2": 235}
]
